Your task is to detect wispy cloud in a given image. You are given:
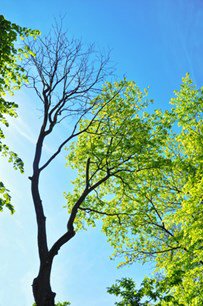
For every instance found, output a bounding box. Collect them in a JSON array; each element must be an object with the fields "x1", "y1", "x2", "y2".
[
  {"x1": 10, "y1": 117, "x2": 55, "y2": 154},
  {"x1": 11, "y1": 117, "x2": 37, "y2": 145}
]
